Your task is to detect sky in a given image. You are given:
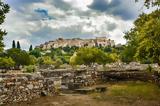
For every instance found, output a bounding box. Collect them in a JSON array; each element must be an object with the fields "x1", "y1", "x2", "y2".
[{"x1": 2, "y1": 0, "x2": 153, "y2": 50}]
